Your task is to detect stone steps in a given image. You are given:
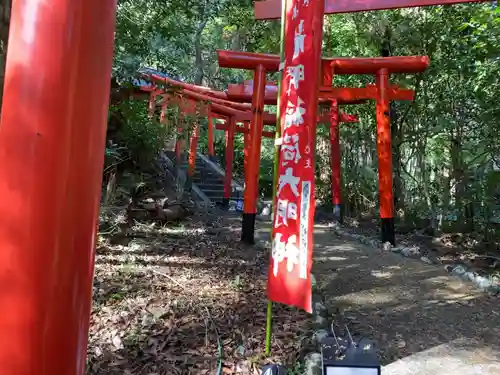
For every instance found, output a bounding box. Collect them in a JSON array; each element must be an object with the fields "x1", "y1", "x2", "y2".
[{"x1": 173, "y1": 151, "x2": 242, "y2": 205}]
